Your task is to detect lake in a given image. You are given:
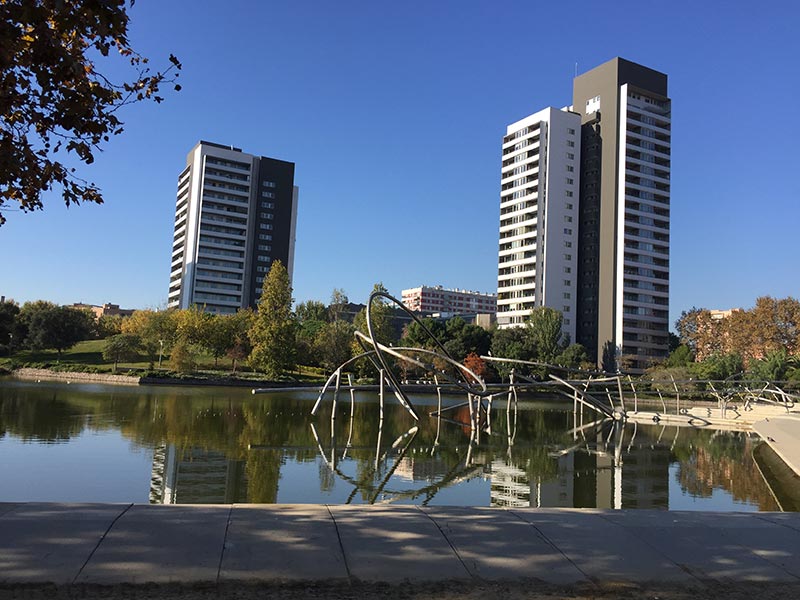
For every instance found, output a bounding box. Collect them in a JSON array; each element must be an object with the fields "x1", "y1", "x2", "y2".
[{"x1": 0, "y1": 378, "x2": 791, "y2": 511}]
